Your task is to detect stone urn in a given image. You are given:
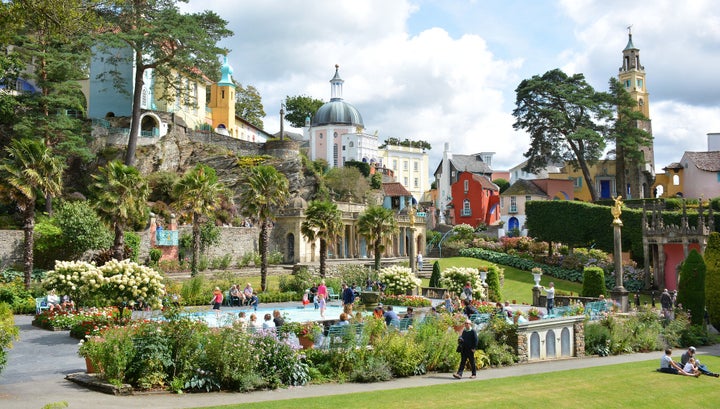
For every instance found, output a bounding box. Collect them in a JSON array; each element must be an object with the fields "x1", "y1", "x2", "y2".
[{"x1": 360, "y1": 291, "x2": 381, "y2": 309}]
